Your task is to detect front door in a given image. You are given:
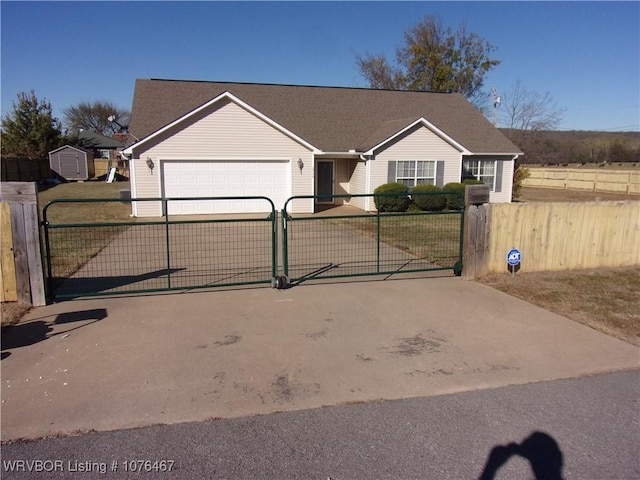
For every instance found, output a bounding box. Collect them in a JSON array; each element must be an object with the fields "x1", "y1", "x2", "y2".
[{"x1": 316, "y1": 160, "x2": 334, "y2": 203}]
